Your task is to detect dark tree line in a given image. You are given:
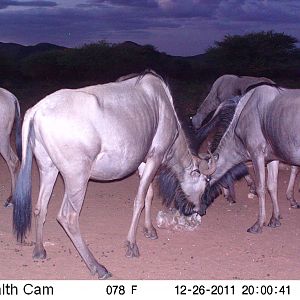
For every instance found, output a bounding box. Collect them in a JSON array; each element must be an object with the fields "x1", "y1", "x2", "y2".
[
  {"x1": 1, "y1": 31, "x2": 300, "y2": 115},
  {"x1": 203, "y1": 31, "x2": 300, "y2": 78},
  {"x1": 1, "y1": 31, "x2": 299, "y2": 86}
]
